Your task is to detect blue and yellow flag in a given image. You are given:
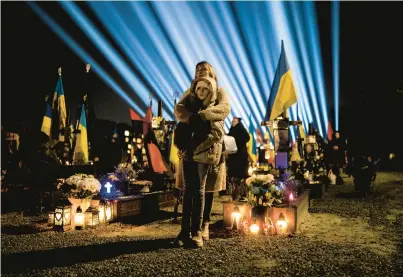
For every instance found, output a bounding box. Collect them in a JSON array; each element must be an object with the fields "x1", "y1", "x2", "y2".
[
  {"x1": 55, "y1": 70, "x2": 67, "y2": 131},
  {"x1": 247, "y1": 115, "x2": 257, "y2": 163},
  {"x1": 169, "y1": 132, "x2": 179, "y2": 166},
  {"x1": 73, "y1": 106, "x2": 88, "y2": 163},
  {"x1": 298, "y1": 123, "x2": 306, "y2": 140},
  {"x1": 265, "y1": 41, "x2": 297, "y2": 121},
  {"x1": 41, "y1": 96, "x2": 53, "y2": 137}
]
